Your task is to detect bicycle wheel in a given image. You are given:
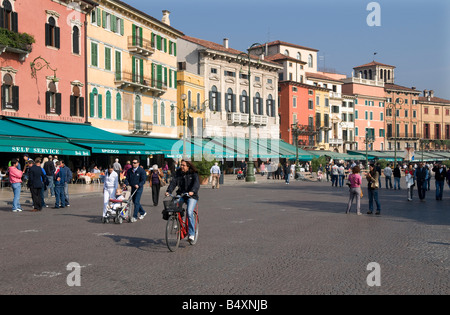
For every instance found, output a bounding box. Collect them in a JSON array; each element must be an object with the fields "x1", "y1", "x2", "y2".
[
  {"x1": 189, "y1": 211, "x2": 199, "y2": 245},
  {"x1": 165, "y1": 215, "x2": 180, "y2": 252}
]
